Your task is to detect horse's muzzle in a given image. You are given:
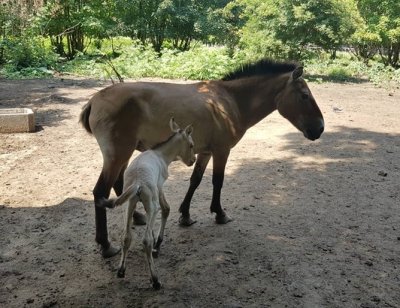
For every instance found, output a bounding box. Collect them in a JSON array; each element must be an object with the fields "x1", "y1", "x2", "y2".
[{"x1": 304, "y1": 122, "x2": 324, "y2": 141}]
